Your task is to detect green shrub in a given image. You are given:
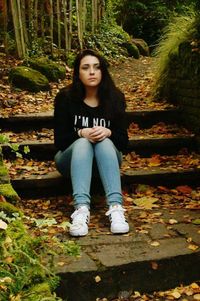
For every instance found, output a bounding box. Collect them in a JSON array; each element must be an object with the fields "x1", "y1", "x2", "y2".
[
  {"x1": 113, "y1": 0, "x2": 197, "y2": 47},
  {"x1": 83, "y1": 18, "x2": 135, "y2": 60},
  {"x1": 0, "y1": 214, "x2": 80, "y2": 301},
  {"x1": 153, "y1": 7, "x2": 197, "y2": 98},
  {"x1": 123, "y1": 42, "x2": 140, "y2": 58}
]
